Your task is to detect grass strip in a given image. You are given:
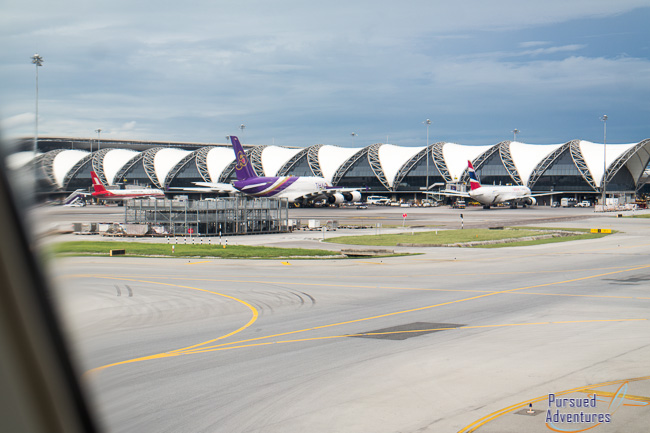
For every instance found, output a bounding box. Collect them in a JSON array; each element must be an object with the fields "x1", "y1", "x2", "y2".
[
  {"x1": 50, "y1": 241, "x2": 341, "y2": 259},
  {"x1": 324, "y1": 227, "x2": 611, "y2": 248},
  {"x1": 473, "y1": 232, "x2": 610, "y2": 248}
]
